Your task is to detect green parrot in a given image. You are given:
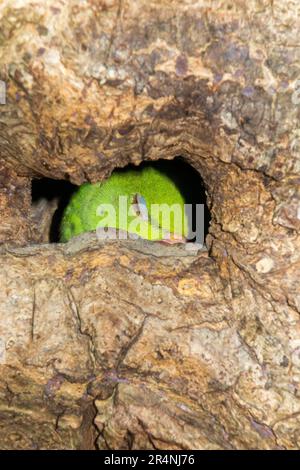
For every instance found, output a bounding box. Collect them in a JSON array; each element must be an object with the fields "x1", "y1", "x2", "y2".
[{"x1": 60, "y1": 163, "x2": 189, "y2": 243}]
